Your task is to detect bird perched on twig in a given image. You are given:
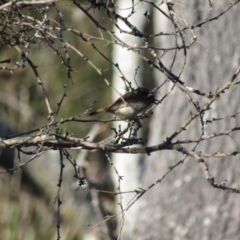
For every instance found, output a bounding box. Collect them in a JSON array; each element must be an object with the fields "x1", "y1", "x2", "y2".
[{"x1": 88, "y1": 87, "x2": 157, "y2": 120}]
